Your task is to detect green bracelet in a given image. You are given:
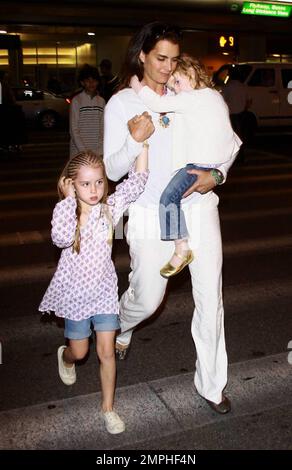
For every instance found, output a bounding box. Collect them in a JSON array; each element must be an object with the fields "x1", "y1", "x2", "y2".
[{"x1": 210, "y1": 169, "x2": 224, "y2": 186}]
